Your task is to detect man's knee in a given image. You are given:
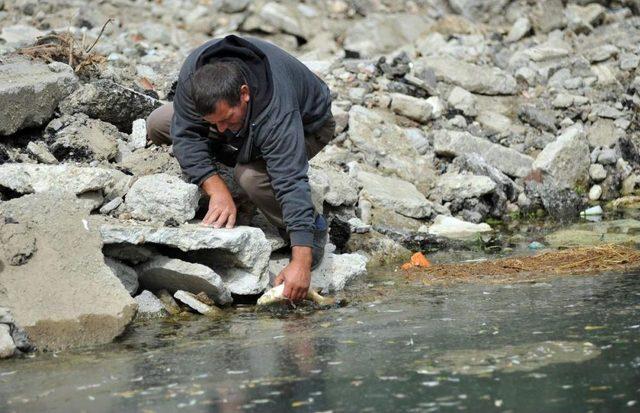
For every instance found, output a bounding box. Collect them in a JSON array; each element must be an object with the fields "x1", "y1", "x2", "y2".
[
  {"x1": 146, "y1": 103, "x2": 173, "y2": 146},
  {"x1": 234, "y1": 163, "x2": 260, "y2": 195}
]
